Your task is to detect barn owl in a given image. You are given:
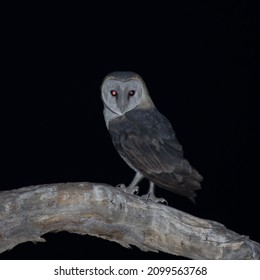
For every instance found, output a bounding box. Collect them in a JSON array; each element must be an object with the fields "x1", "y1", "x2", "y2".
[{"x1": 101, "y1": 71, "x2": 202, "y2": 203}]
